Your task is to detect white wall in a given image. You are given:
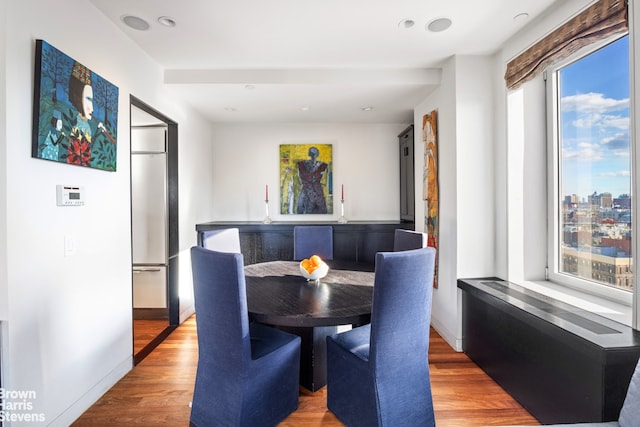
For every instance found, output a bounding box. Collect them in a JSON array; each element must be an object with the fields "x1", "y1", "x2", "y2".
[
  {"x1": 504, "y1": 77, "x2": 548, "y2": 282},
  {"x1": 210, "y1": 123, "x2": 407, "y2": 222},
  {"x1": 0, "y1": 0, "x2": 8, "y2": 322},
  {"x1": 414, "y1": 55, "x2": 495, "y2": 350},
  {"x1": 455, "y1": 56, "x2": 496, "y2": 279},
  {"x1": 1, "y1": 0, "x2": 212, "y2": 424},
  {"x1": 496, "y1": 1, "x2": 595, "y2": 285},
  {"x1": 453, "y1": 56, "x2": 497, "y2": 348},
  {"x1": 174, "y1": 100, "x2": 214, "y2": 322},
  {"x1": 414, "y1": 57, "x2": 458, "y2": 348}
]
